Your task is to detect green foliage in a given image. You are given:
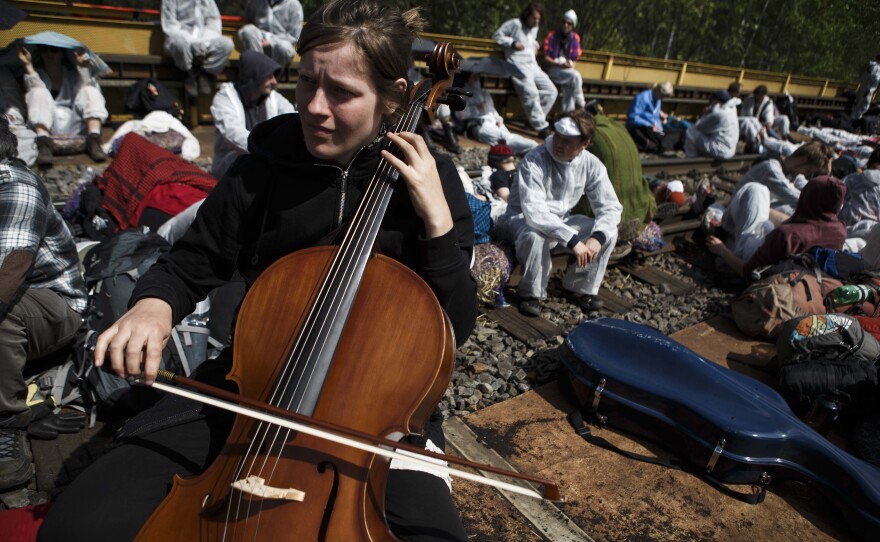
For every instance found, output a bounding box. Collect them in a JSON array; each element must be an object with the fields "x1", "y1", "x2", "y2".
[{"x1": 81, "y1": 0, "x2": 880, "y2": 81}]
